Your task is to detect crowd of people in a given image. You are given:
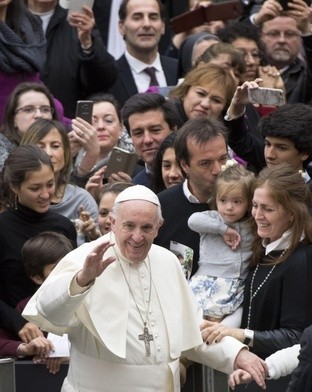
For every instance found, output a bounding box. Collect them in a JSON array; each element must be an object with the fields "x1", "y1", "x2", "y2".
[{"x1": 1, "y1": 0, "x2": 312, "y2": 391}]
